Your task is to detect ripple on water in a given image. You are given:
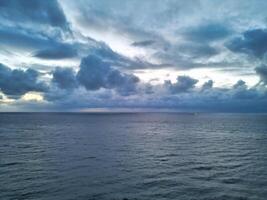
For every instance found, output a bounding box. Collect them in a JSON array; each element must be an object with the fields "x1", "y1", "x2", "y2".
[{"x1": 0, "y1": 113, "x2": 267, "y2": 200}]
